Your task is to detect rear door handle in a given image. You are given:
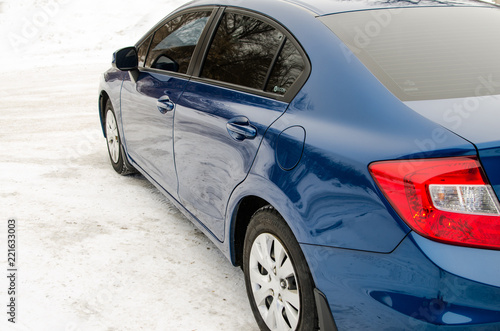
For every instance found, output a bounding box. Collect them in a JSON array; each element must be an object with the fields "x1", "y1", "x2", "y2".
[
  {"x1": 227, "y1": 116, "x2": 257, "y2": 141},
  {"x1": 157, "y1": 95, "x2": 175, "y2": 114}
]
